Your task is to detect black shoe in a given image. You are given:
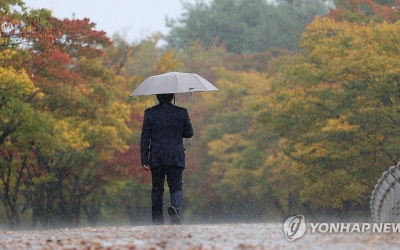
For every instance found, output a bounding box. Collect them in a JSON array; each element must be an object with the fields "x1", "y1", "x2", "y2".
[{"x1": 167, "y1": 206, "x2": 180, "y2": 225}]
